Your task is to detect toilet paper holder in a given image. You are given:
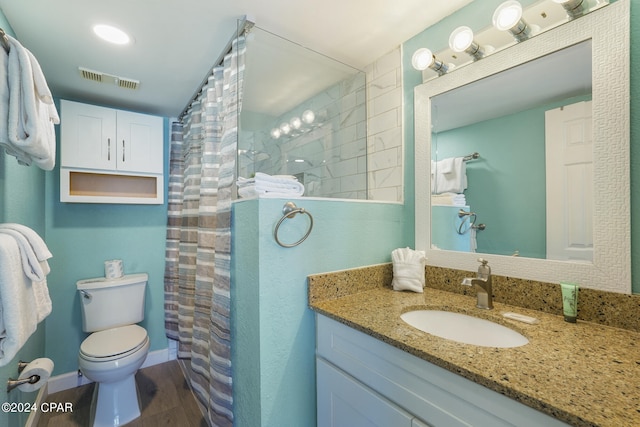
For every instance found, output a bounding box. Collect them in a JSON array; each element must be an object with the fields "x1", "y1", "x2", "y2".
[{"x1": 7, "y1": 360, "x2": 41, "y2": 393}]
